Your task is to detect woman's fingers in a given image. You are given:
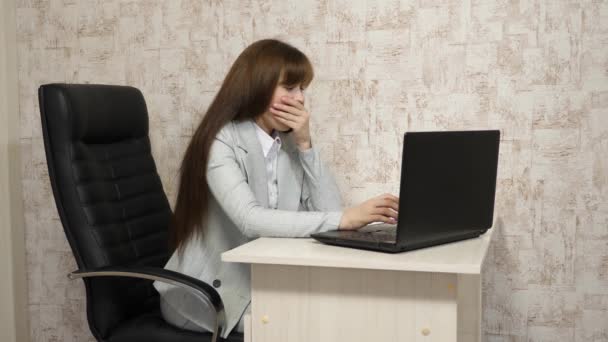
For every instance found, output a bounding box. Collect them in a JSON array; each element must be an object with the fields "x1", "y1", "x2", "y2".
[
  {"x1": 365, "y1": 195, "x2": 399, "y2": 223},
  {"x1": 273, "y1": 102, "x2": 304, "y2": 117},
  {"x1": 377, "y1": 198, "x2": 399, "y2": 211},
  {"x1": 371, "y1": 215, "x2": 396, "y2": 224},
  {"x1": 270, "y1": 105, "x2": 307, "y2": 124},
  {"x1": 375, "y1": 194, "x2": 399, "y2": 210},
  {"x1": 280, "y1": 96, "x2": 305, "y2": 110},
  {"x1": 270, "y1": 107, "x2": 298, "y2": 123},
  {"x1": 379, "y1": 193, "x2": 399, "y2": 203},
  {"x1": 371, "y1": 207, "x2": 398, "y2": 220},
  {"x1": 272, "y1": 115, "x2": 297, "y2": 129},
  {"x1": 368, "y1": 197, "x2": 398, "y2": 211}
]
